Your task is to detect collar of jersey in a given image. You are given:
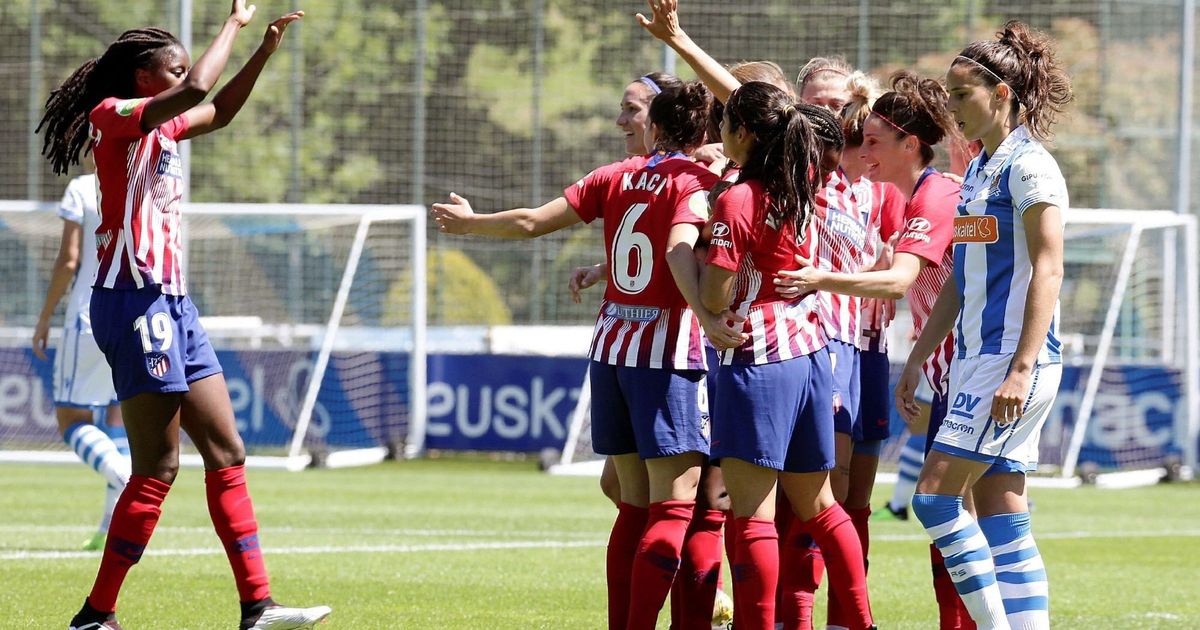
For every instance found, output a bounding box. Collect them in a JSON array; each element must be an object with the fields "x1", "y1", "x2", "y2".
[
  {"x1": 975, "y1": 124, "x2": 1033, "y2": 184},
  {"x1": 646, "y1": 150, "x2": 687, "y2": 168}
]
